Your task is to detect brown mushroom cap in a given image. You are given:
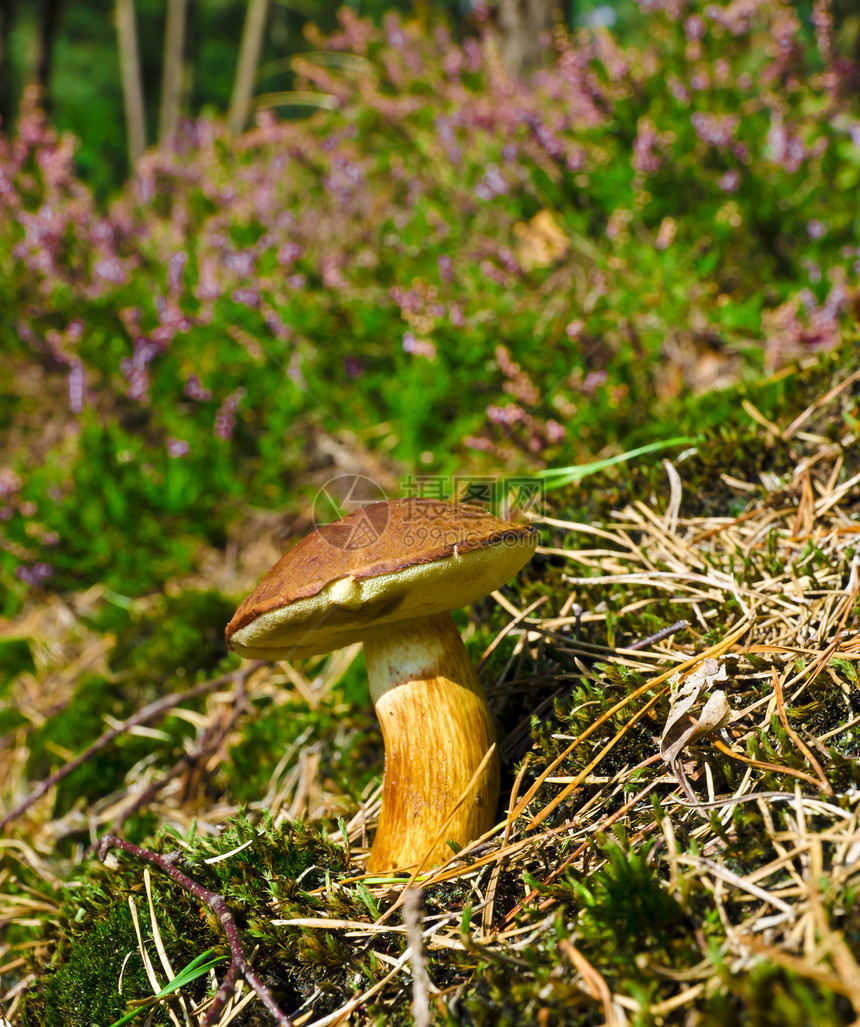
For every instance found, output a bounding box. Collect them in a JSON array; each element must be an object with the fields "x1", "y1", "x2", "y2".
[{"x1": 225, "y1": 498, "x2": 539, "y2": 660}]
